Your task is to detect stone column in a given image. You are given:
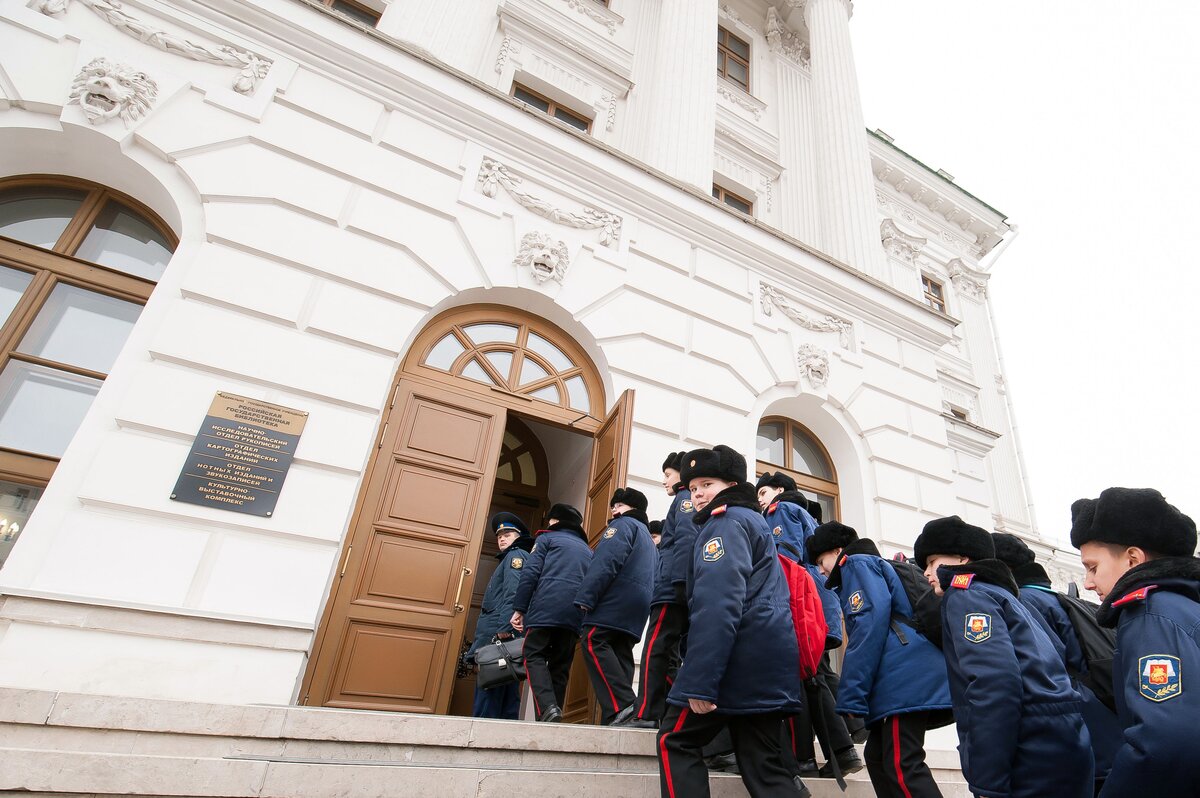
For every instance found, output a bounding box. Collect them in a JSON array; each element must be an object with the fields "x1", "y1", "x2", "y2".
[
  {"x1": 380, "y1": 0, "x2": 492, "y2": 74},
  {"x1": 805, "y1": 0, "x2": 888, "y2": 278},
  {"x1": 775, "y1": 58, "x2": 821, "y2": 246},
  {"x1": 634, "y1": 0, "x2": 719, "y2": 190}
]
